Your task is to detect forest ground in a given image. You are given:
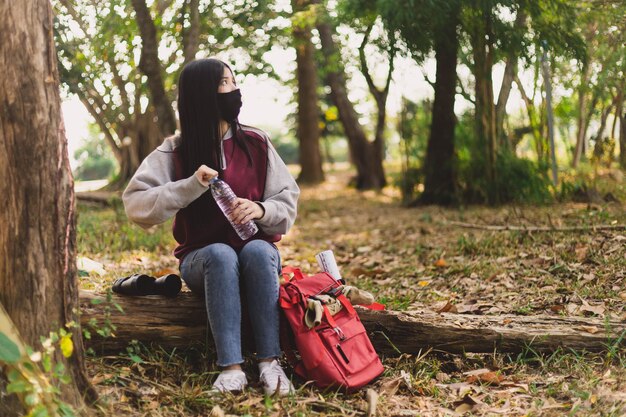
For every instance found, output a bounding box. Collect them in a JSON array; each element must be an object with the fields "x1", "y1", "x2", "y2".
[{"x1": 77, "y1": 167, "x2": 626, "y2": 417}]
